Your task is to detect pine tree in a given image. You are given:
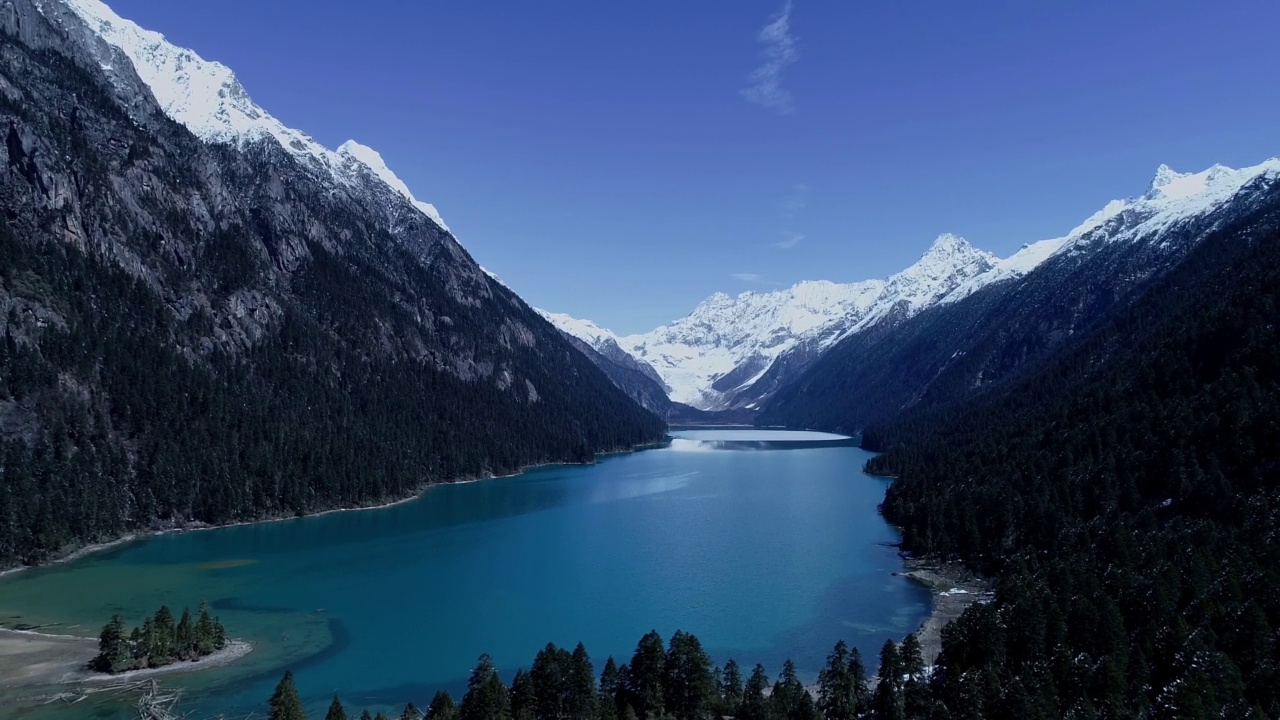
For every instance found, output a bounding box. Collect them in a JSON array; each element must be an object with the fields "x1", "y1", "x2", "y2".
[
  {"x1": 326, "y1": 696, "x2": 348, "y2": 720},
  {"x1": 771, "y1": 659, "x2": 808, "y2": 720},
  {"x1": 195, "y1": 600, "x2": 217, "y2": 653},
  {"x1": 739, "y1": 664, "x2": 770, "y2": 720},
  {"x1": 531, "y1": 642, "x2": 571, "y2": 719},
  {"x1": 93, "y1": 614, "x2": 130, "y2": 673},
  {"x1": 176, "y1": 608, "x2": 194, "y2": 659},
  {"x1": 268, "y1": 670, "x2": 306, "y2": 720},
  {"x1": 622, "y1": 630, "x2": 665, "y2": 718},
  {"x1": 138, "y1": 617, "x2": 157, "y2": 667},
  {"x1": 818, "y1": 640, "x2": 857, "y2": 720},
  {"x1": 570, "y1": 642, "x2": 597, "y2": 720},
  {"x1": 153, "y1": 606, "x2": 176, "y2": 664},
  {"x1": 898, "y1": 635, "x2": 929, "y2": 719},
  {"x1": 718, "y1": 659, "x2": 743, "y2": 718},
  {"x1": 460, "y1": 654, "x2": 510, "y2": 720},
  {"x1": 598, "y1": 657, "x2": 621, "y2": 720},
  {"x1": 849, "y1": 647, "x2": 870, "y2": 713},
  {"x1": 401, "y1": 703, "x2": 422, "y2": 720},
  {"x1": 663, "y1": 631, "x2": 715, "y2": 720},
  {"x1": 425, "y1": 691, "x2": 458, "y2": 720},
  {"x1": 510, "y1": 669, "x2": 536, "y2": 720},
  {"x1": 872, "y1": 641, "x2": 903, "y2": 720}
]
